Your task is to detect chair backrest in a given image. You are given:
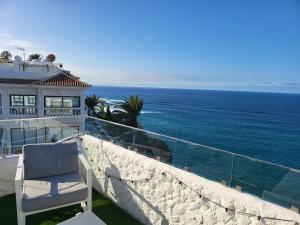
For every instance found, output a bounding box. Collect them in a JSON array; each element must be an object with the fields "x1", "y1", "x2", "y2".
[{"x1": 23, "y1": 141, "x2": 79, "y2": 179}]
